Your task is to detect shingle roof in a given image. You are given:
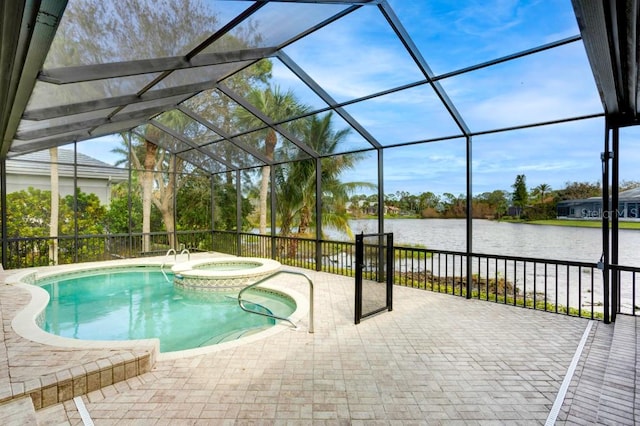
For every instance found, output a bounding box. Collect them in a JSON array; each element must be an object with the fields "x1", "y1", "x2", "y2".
[{"x1": 5, "y1": 148, "x2": 128, "y2": 182}]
